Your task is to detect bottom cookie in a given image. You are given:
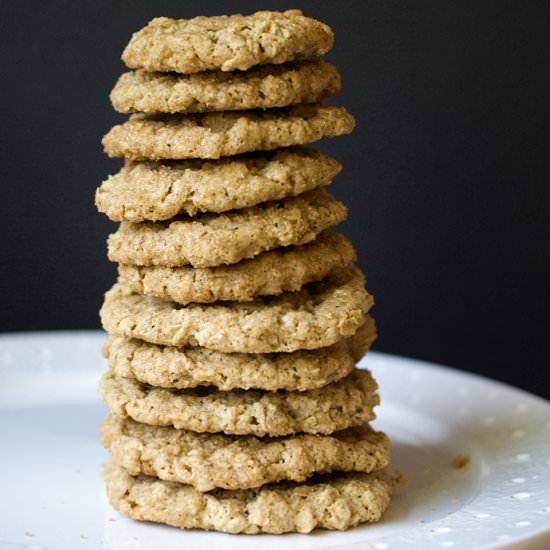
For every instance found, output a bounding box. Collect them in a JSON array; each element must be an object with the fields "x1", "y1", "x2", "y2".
[{"x1": 103, "y1": 459, "x2": 400, "y2": 534}]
